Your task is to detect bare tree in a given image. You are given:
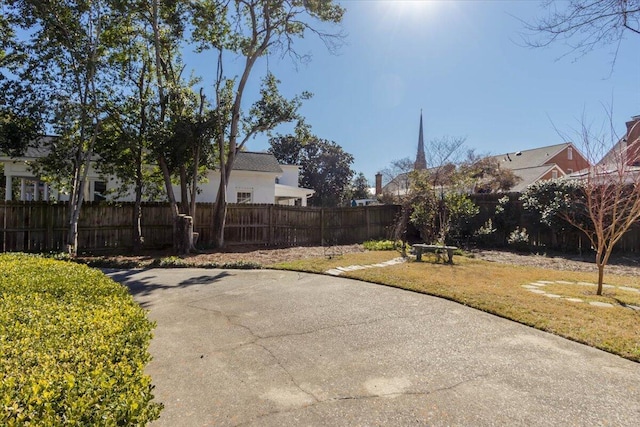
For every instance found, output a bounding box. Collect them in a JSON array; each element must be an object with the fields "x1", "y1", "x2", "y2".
[
  {"x1": 525, "y1": 0, "x2": 640, "y2": 62},
  {"x1": 550, "y1": 115, "x2": 640, "y2": 295}
]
